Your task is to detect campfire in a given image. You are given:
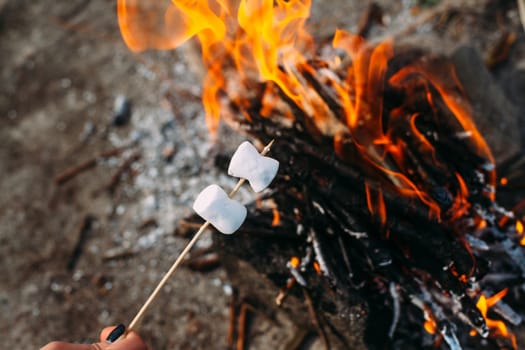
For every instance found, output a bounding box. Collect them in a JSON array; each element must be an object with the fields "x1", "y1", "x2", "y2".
[{"x1": 117, "y1": 1, "x2": 525, "y2": 349}]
